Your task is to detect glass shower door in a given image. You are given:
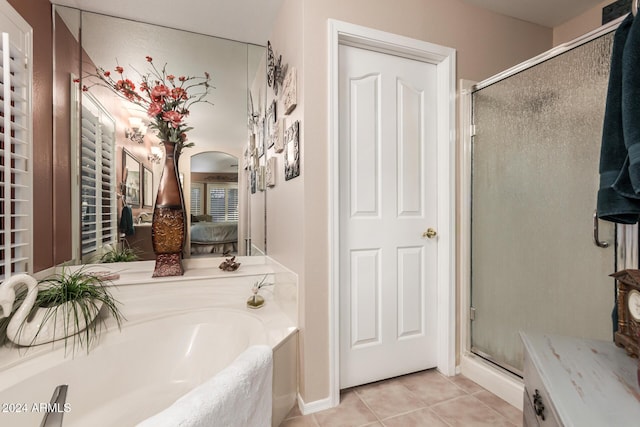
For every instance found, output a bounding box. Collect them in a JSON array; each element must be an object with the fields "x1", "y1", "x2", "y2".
[{"x1": 471, "y1": 30, "x2": 616, "y2": 374}]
